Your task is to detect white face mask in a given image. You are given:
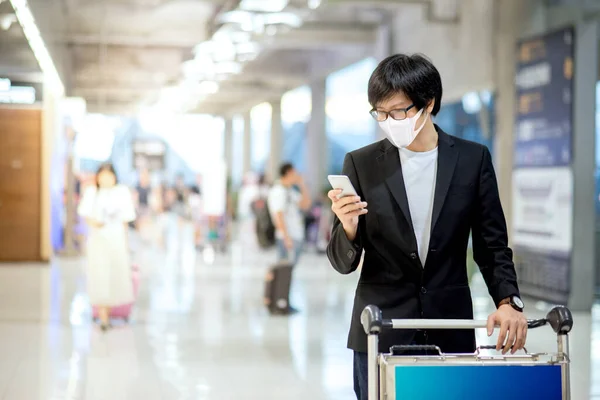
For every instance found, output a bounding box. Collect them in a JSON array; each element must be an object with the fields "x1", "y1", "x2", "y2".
[{"x1": 379, "y1": 108, "x2": 428, "y2": 148}]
